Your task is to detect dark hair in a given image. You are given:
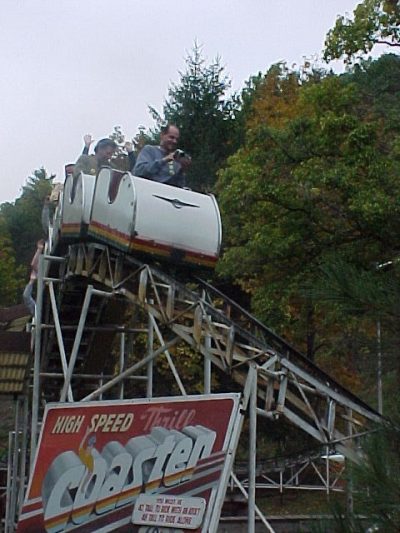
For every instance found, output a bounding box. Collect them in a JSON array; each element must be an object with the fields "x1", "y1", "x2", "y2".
[
  {"x1": 94, "y1": 138, "x2": 117, "y2": 153},
  {"x1": 160, "y1": 124, "x2": 179, "y2": 135}
]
